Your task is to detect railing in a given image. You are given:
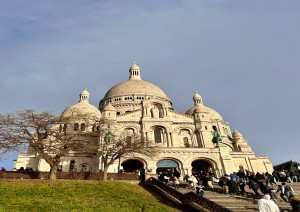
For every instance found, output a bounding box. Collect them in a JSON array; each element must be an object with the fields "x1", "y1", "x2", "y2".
[{"x1": 147, "y1": 177, "x2": 232, "y2": 212}]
